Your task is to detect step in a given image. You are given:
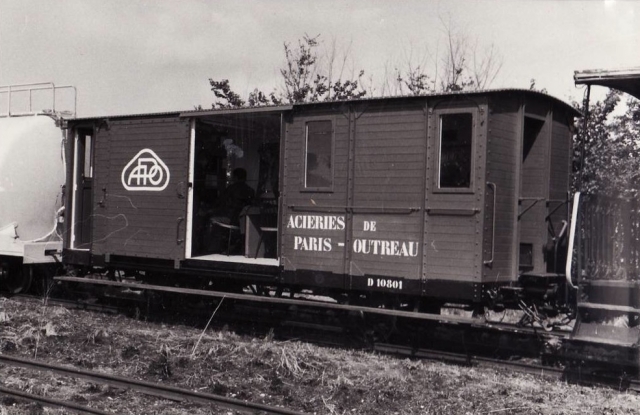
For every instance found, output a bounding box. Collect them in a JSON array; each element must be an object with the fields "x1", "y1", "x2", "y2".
[{"x1": 577, "y1": 302, "x2": 640, "y2": 314}]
